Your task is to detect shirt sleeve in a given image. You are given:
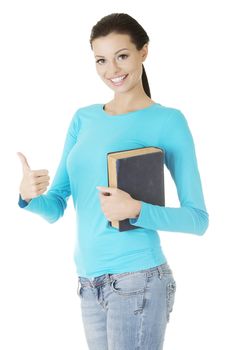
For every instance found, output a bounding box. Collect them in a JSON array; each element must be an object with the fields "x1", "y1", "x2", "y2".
[
  {"x1": 129, "y1": 109, "x2": 209, "y2": 235},
  {"x1": 17, "y1": 109, "x2": 80, "y2": 223}
]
